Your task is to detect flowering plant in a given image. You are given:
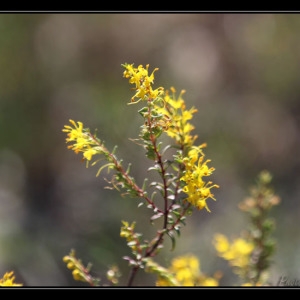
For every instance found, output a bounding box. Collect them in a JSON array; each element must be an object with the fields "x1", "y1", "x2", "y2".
[{"x1": 1, "y1": 63, "x2": 279, "y2": 287}]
